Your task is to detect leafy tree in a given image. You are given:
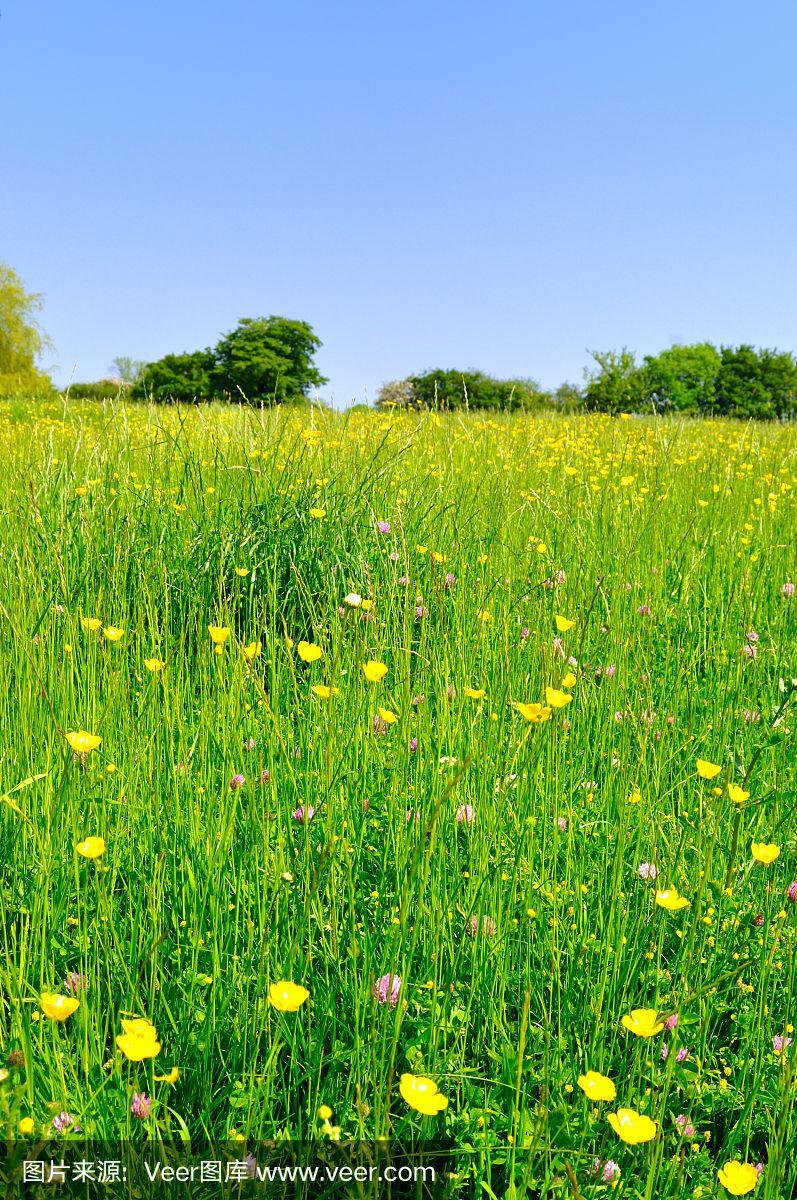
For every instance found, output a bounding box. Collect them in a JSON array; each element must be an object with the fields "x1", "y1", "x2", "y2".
[
  {"x1": 134, "y1": 350, "x2": 216, "y2": 402},
  {"x1": 212, "y1": 317, "x2": 327, "y2": 402},
  {"x1": 714, "y1": 345, "x2": 797, "y2": 419},
  {"x1": 134, "y1": 317, "x2": 326, "y2": 404},
  {"x1": 551, "y1": 381, "x2": 583, "y2": 412},
  {"x1": 0, "y1": 263, "x2": 52, "y2": 394},
  {"x1": 641, "y1": 343, "x2": 721, "y2": 413},
  {"x1": 110, "y1": 355, "x2": 145, "y2": 384},
  {"x1": 582, "y1": 349, "x2": 648, "y2": 414},
  {"x1": 398, "y1": 369, "x2": 544, "y2": 411}
]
